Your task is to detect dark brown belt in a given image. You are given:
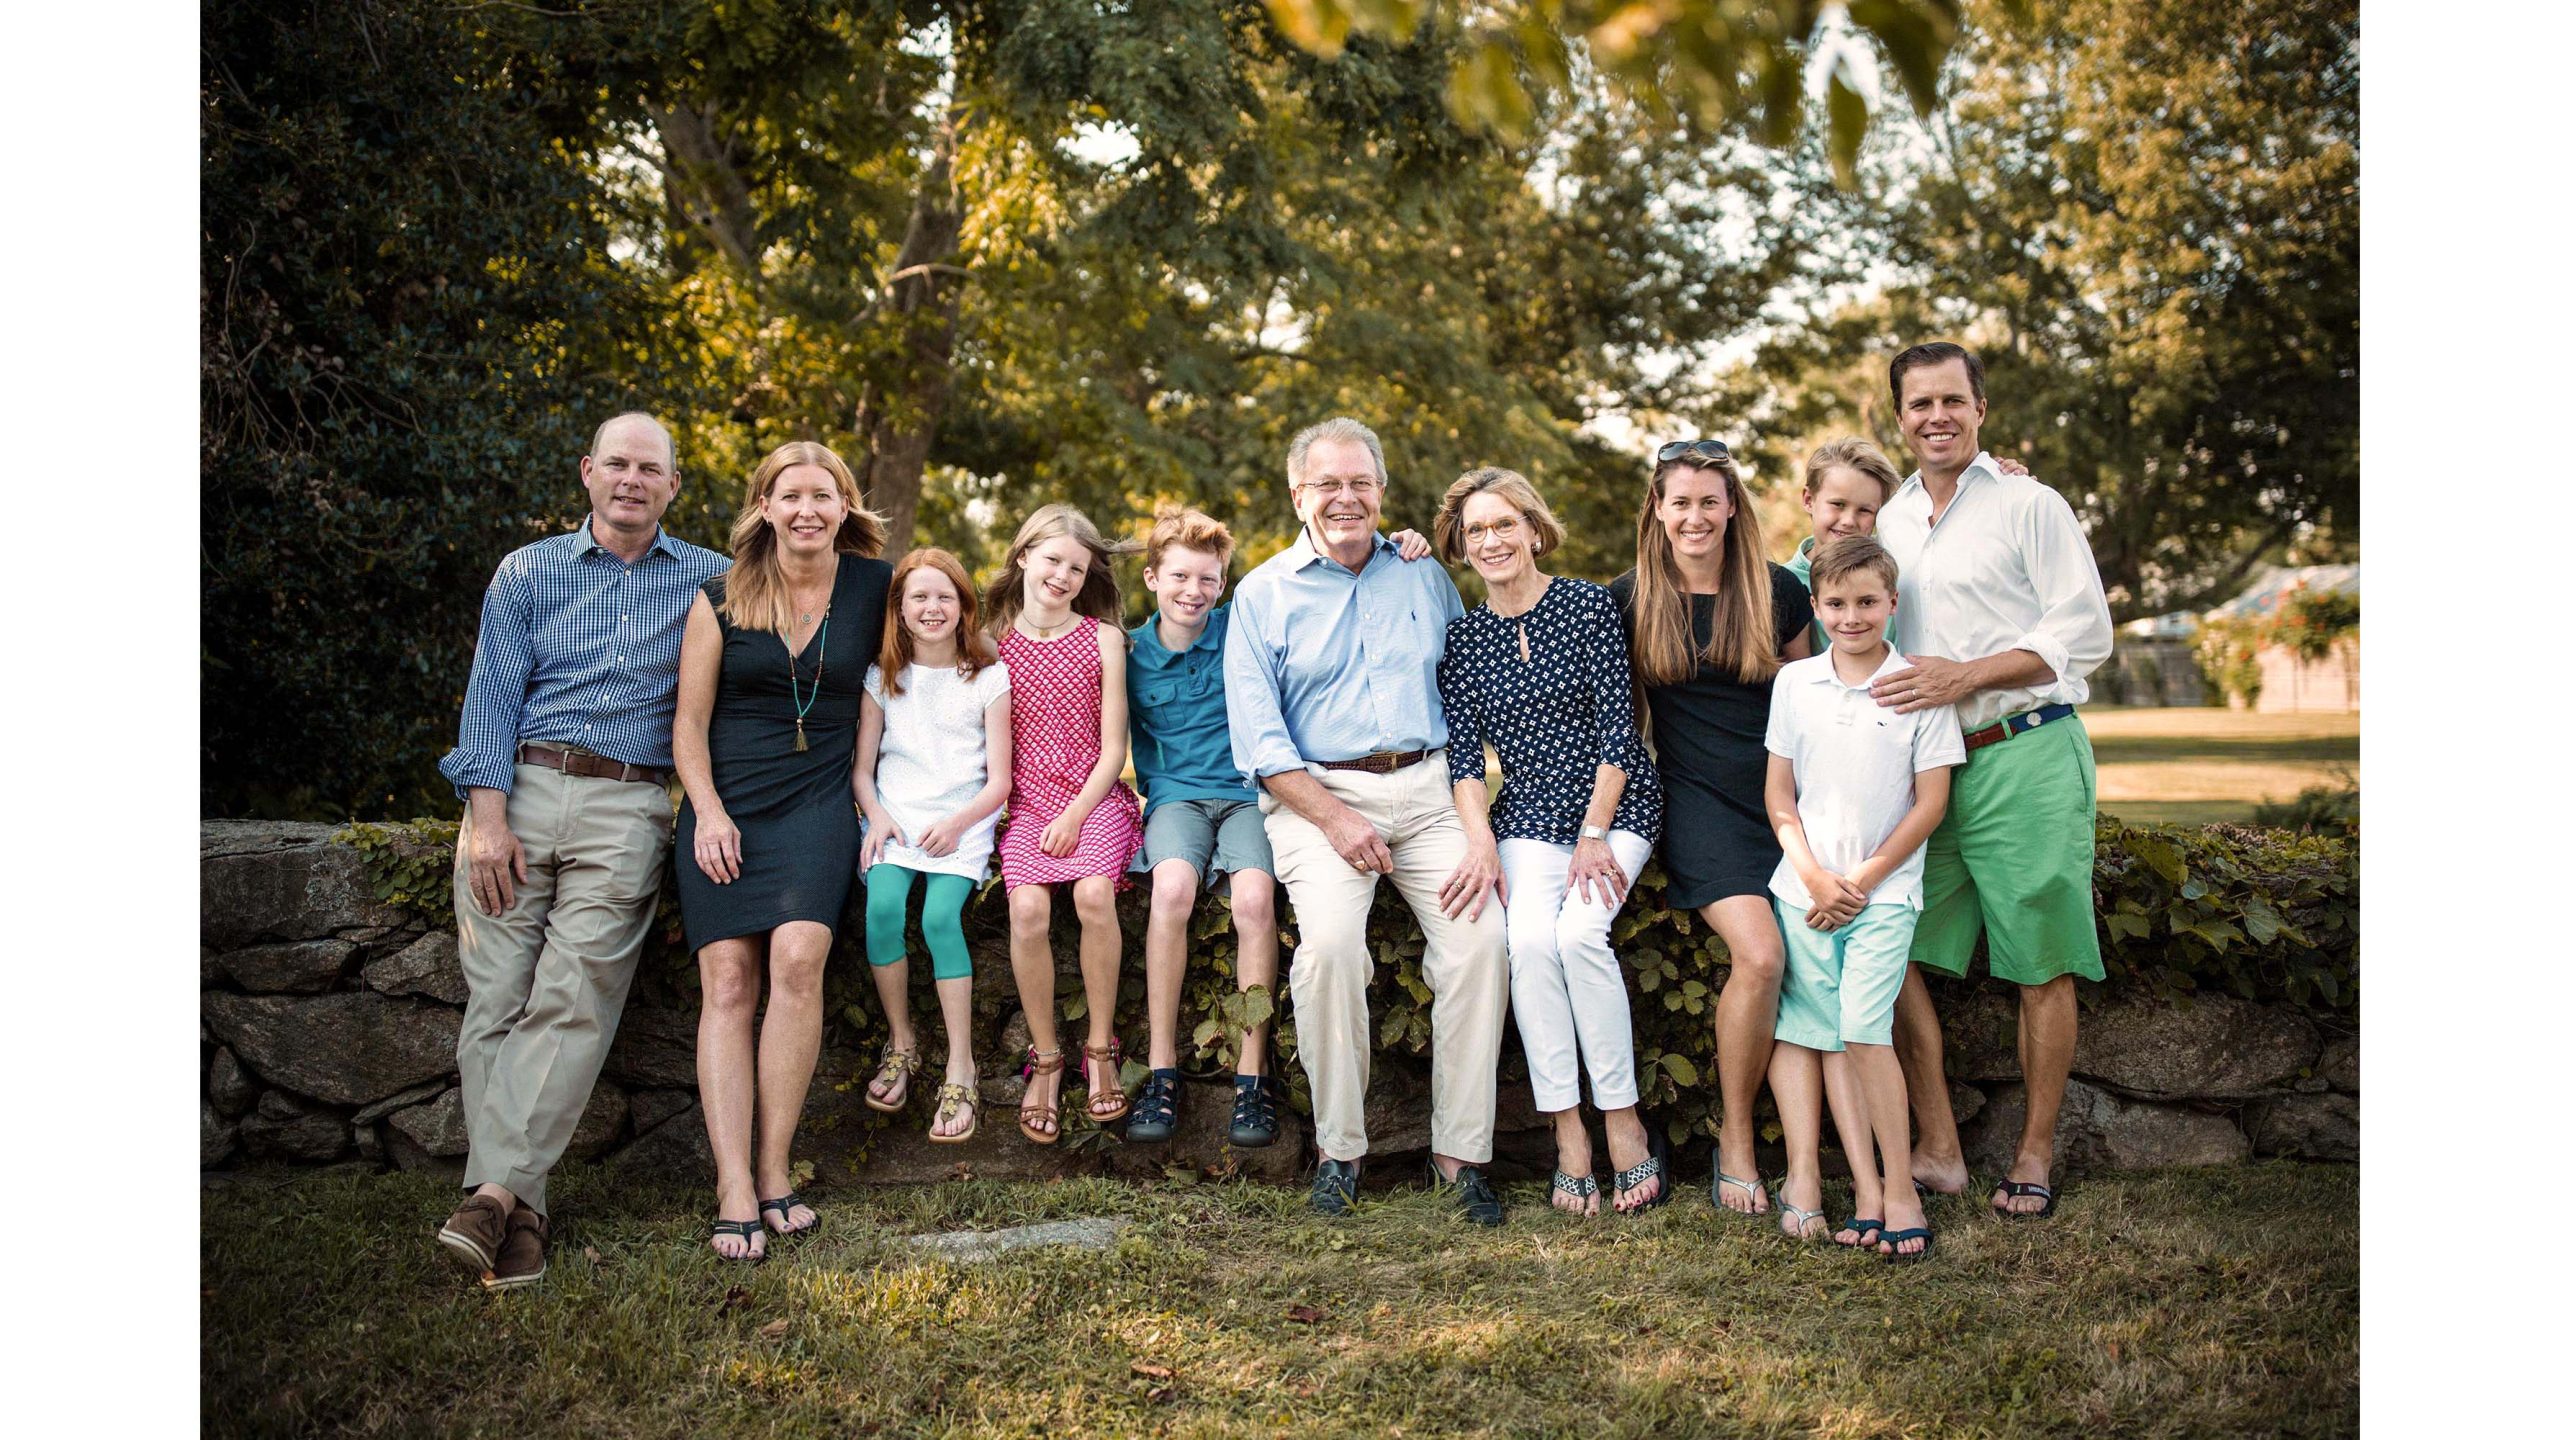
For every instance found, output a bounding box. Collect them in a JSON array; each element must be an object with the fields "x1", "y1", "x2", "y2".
[
  {"x1": 1317, "y1": 747, "x2": 1434, "y2": 775},
  {"x1": 518, "y1": 743, "x2": 670, "y2": 785}
]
